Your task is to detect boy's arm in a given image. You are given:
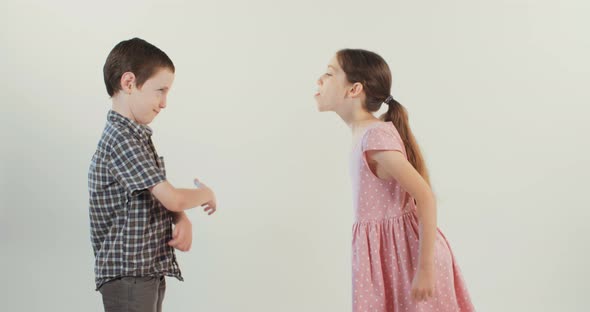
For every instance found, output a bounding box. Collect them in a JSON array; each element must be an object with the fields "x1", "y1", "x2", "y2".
[
  {"x1": 150, "y1": 181, "x2": 214, "y2": 212},
  {"x1": 172, "y1": 211, "x2": 187, "y2": 224},
  {"x1": 168, "y1": 210, "x2": 192, "y2": 252}
]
